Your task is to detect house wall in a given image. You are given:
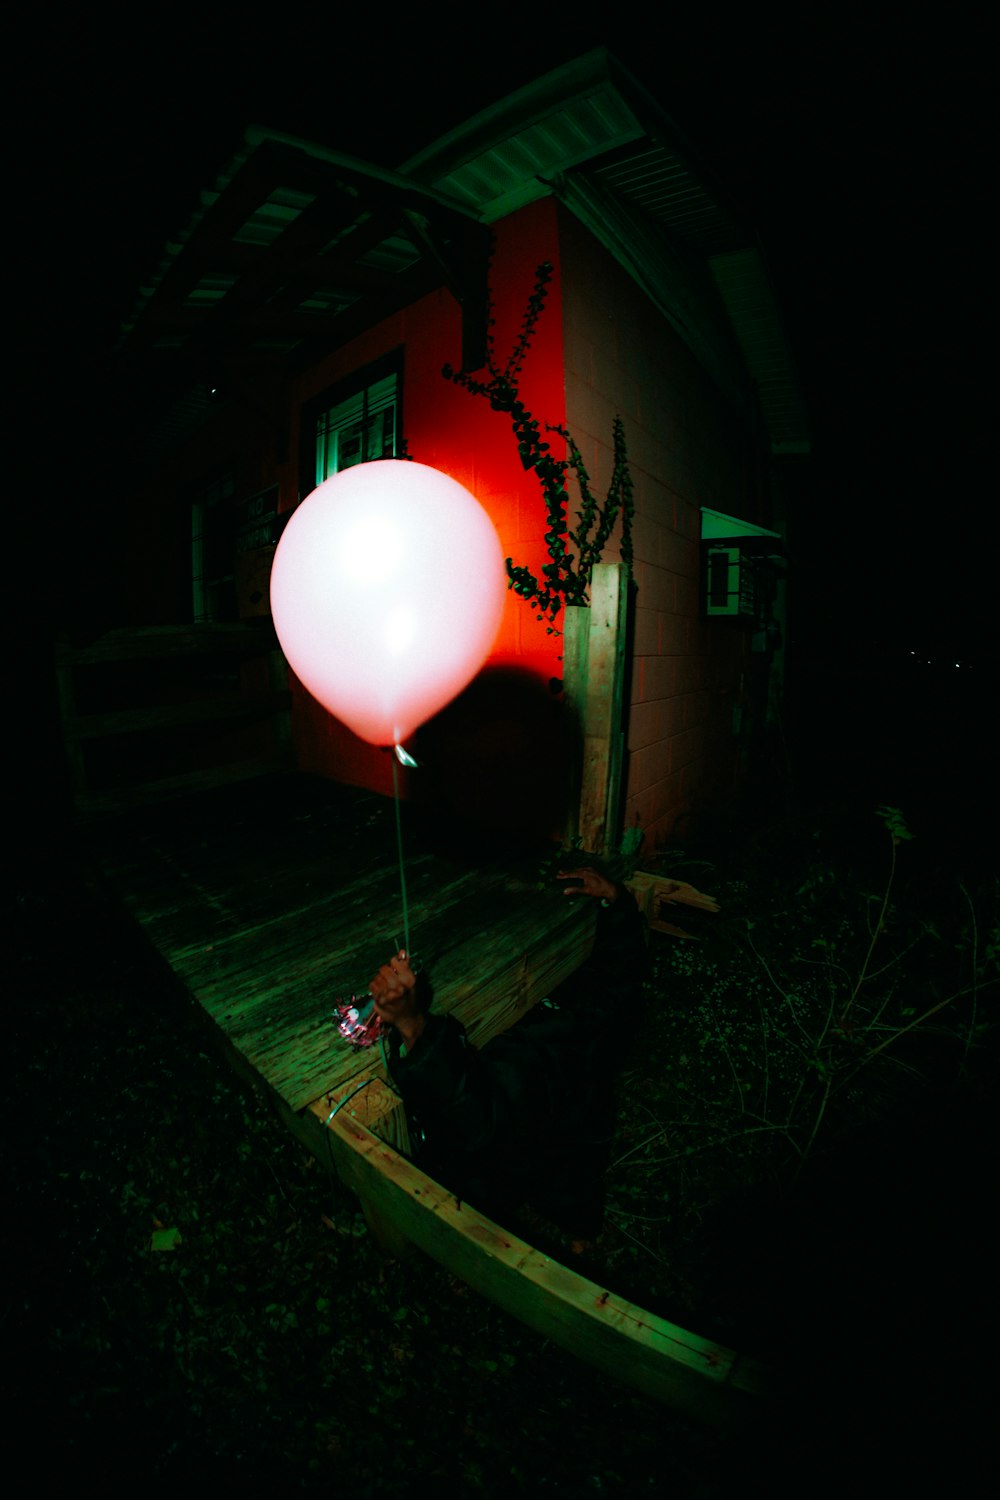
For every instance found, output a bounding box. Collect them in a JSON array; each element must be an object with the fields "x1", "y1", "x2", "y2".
[
  {"x1": 121, "y1": 193, "x2": 767, "y2": 847},
  {"x1": 558, "y1": 207, "x2": 760, "y2": 853},
  {"x1": 124, "y1": 199, "x2": 570, "y2": 811},
  {"x1": 284, "y1": 197, "x2": 568, "y2": 802}
]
